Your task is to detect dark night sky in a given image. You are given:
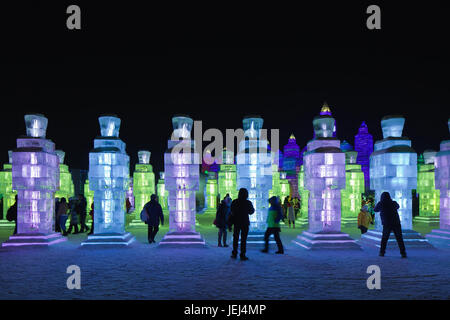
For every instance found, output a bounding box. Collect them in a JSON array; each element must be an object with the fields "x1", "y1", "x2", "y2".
[{"x1": 0, "y1": 2, "x2": 449, "y2": 175}]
